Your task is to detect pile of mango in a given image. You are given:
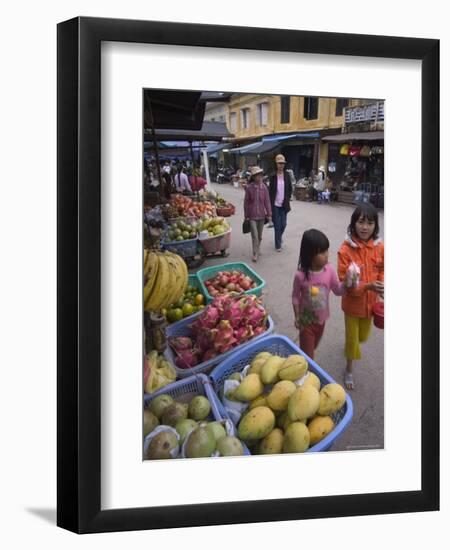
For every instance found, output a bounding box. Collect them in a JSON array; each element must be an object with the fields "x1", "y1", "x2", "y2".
[{"x1": 224, "y1": 352, "x2": 347, "y2": 454}]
